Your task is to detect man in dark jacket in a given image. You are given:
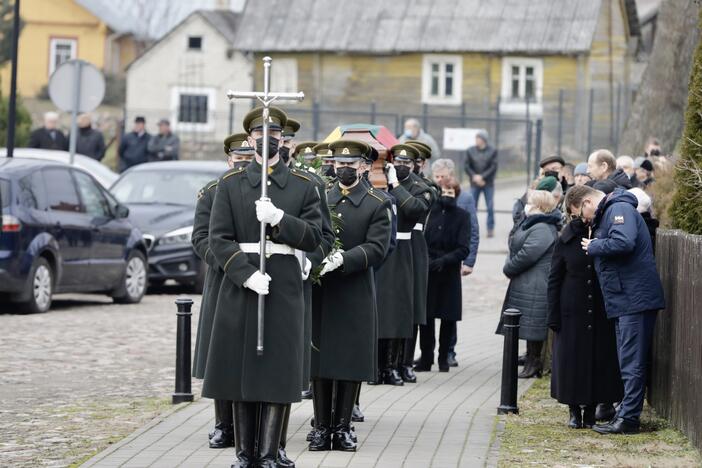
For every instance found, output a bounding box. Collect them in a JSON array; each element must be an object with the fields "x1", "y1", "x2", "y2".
[
  {"x1": 71, "y1": 113, "x2": 105, "y2": 160},
  {"x1": 464, "y1": 130, "x2": 498, "y2": 237},
  {"x1": 147, "y1": 119, "x2": 180, "y2": 162},
  {"x1": 566, "y1": 185, "x2": 665, "y2": 435},
  {"x1": 587, "y1": 149, "x2": 632, "y2": 189},
  {"x1": 118, "y1": 116, "x2": 150, "y2": 172},
  {"x1": 29, "y1": 111, "x2": 68, "y2": 150}
]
